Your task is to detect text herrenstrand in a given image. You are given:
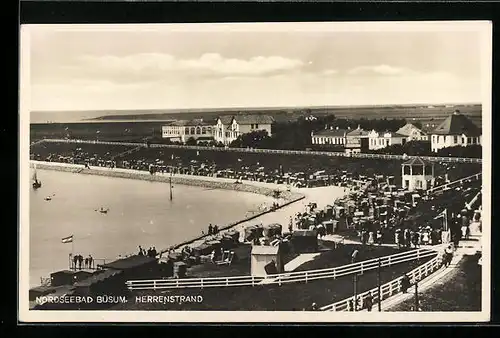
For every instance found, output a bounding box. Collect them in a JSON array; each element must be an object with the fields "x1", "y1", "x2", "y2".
[{"x1": 135, "y1": 295, "x2": 203, "y2": 304}]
